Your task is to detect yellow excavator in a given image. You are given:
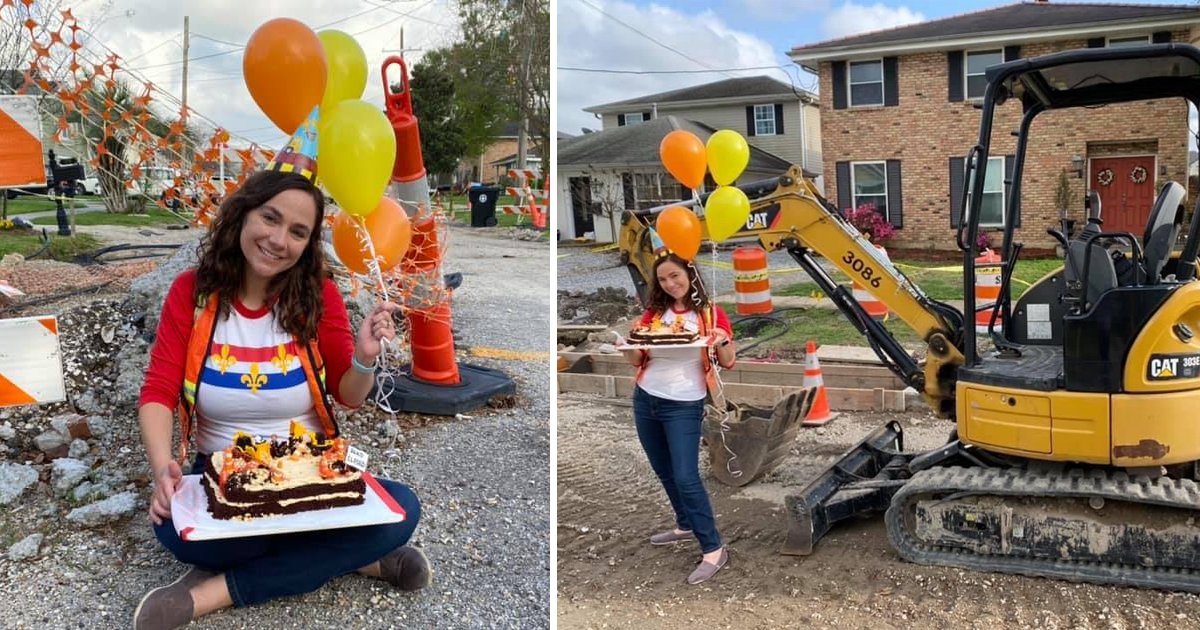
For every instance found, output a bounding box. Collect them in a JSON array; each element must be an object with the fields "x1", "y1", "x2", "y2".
[{"x1": 618, "y1": 43, "x2": 1200, "y2": 591}]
